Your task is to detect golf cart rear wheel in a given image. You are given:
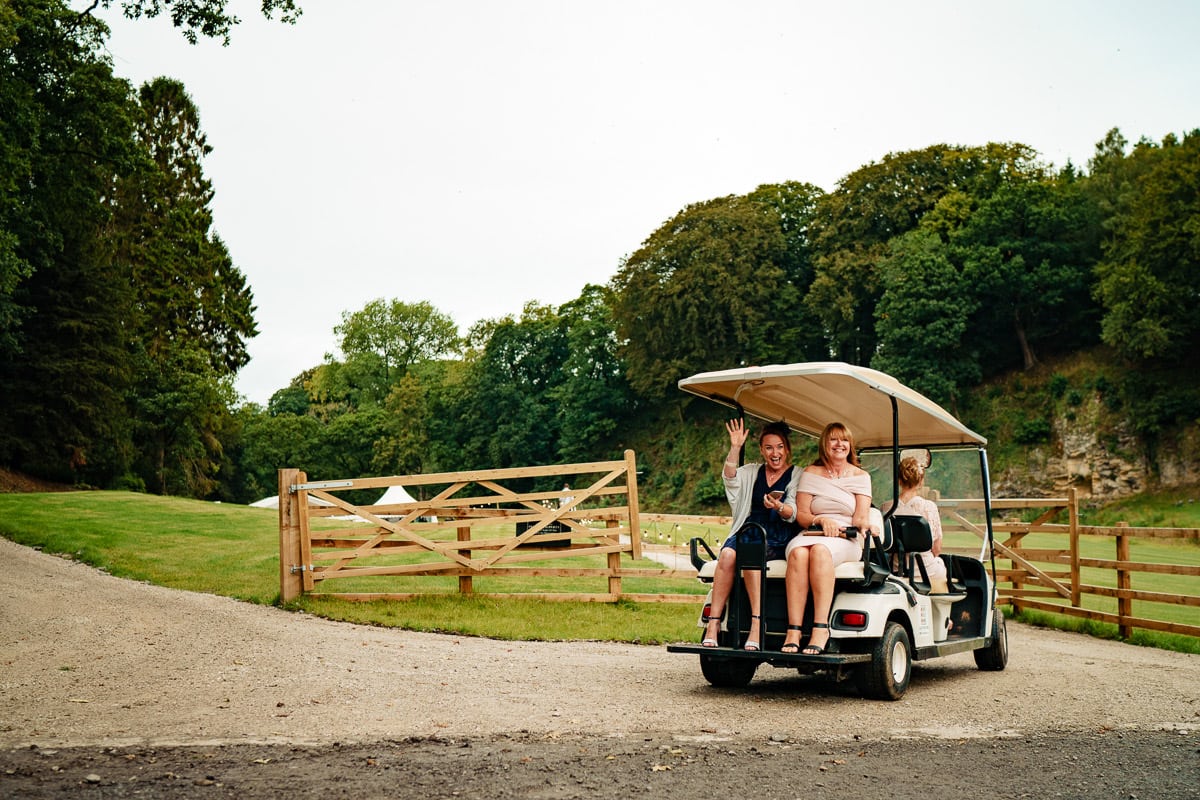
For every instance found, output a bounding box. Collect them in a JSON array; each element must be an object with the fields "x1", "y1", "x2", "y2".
[
  {"x1": 856, "y1": 621, "x2": 911, "y2": 701},
  {"x1": 974, "y1": 609, "x2": 1009, "y2": 671},
  {"x1": 699, "y1": 653, "x2": 757, "y2": 688}
]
